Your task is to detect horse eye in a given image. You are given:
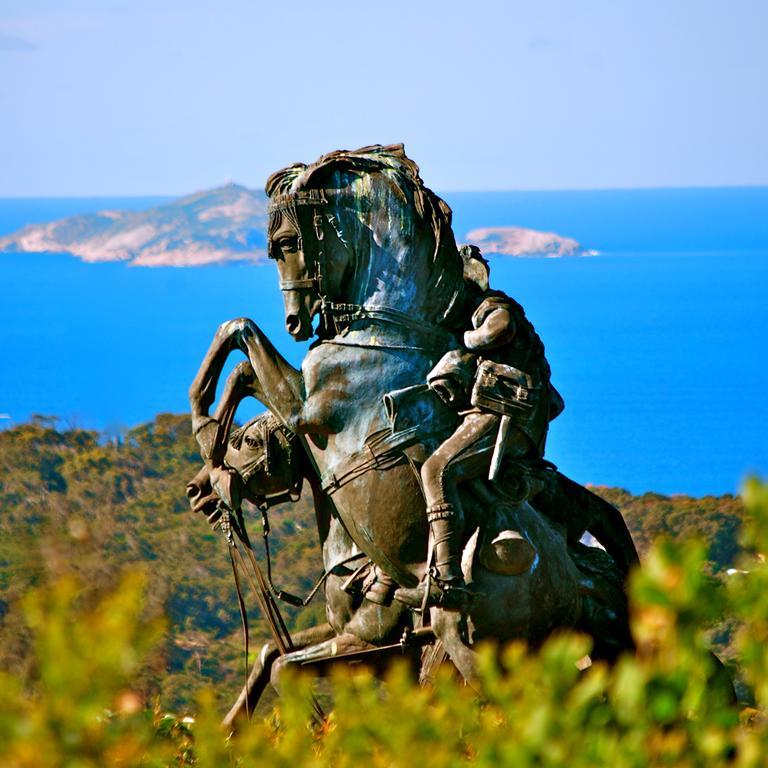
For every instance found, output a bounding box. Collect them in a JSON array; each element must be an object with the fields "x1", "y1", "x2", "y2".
[{"x1": 244, "y1": 435, "x2": 261, "y2": 448}]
